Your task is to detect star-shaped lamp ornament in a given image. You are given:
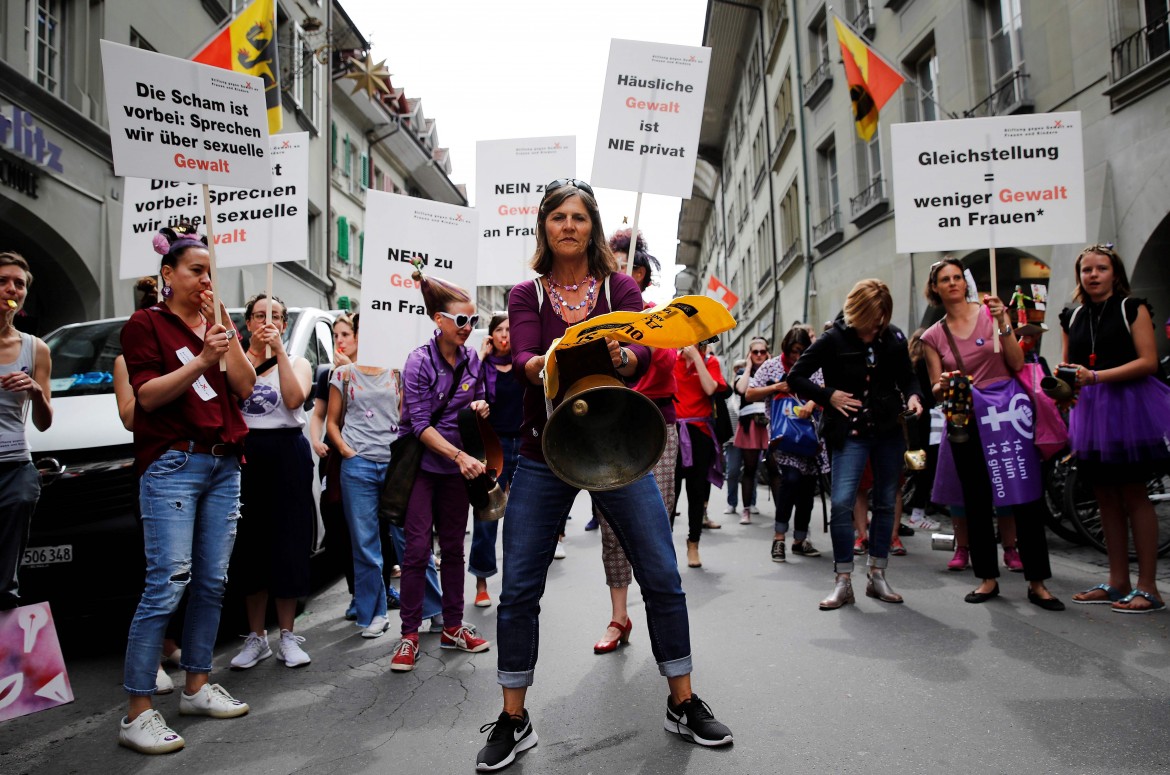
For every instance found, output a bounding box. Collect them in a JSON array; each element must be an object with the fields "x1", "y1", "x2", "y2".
[{"x1": 344, "y1": 52, "x2": 391, "y2": 99}]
